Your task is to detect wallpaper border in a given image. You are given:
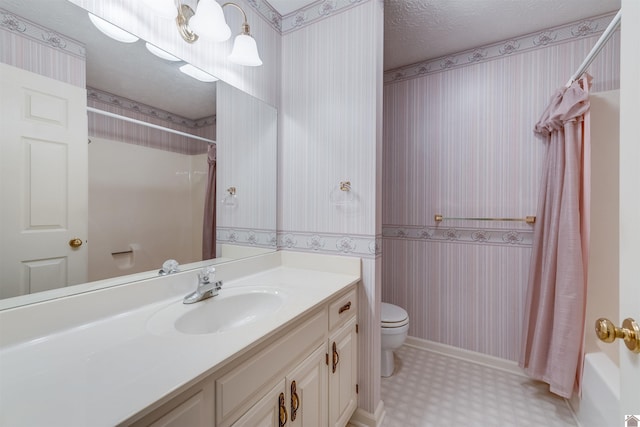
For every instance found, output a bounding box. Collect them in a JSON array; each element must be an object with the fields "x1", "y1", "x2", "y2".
[
  {"x1": 276, "y1": 230, "x2": 381, "y2": 258},
  {"x1": 87, "y1": 87, "x2": 215, "y2": 129},
  {"x1": 382, "y1": 225, "x2": 533, "y2": 248},
  {"x1": 252, "y1": 0, "x2": 374, "y2": 34},
  {"x1": 217, "y1": 226, "x2": 277, "y2": 249},
  {"x1": 0, "y1": 8, "x2": 86, "y2": 59},
  {"x1": 383, "y1": 12, "x2": 618, "y2": 83}
]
